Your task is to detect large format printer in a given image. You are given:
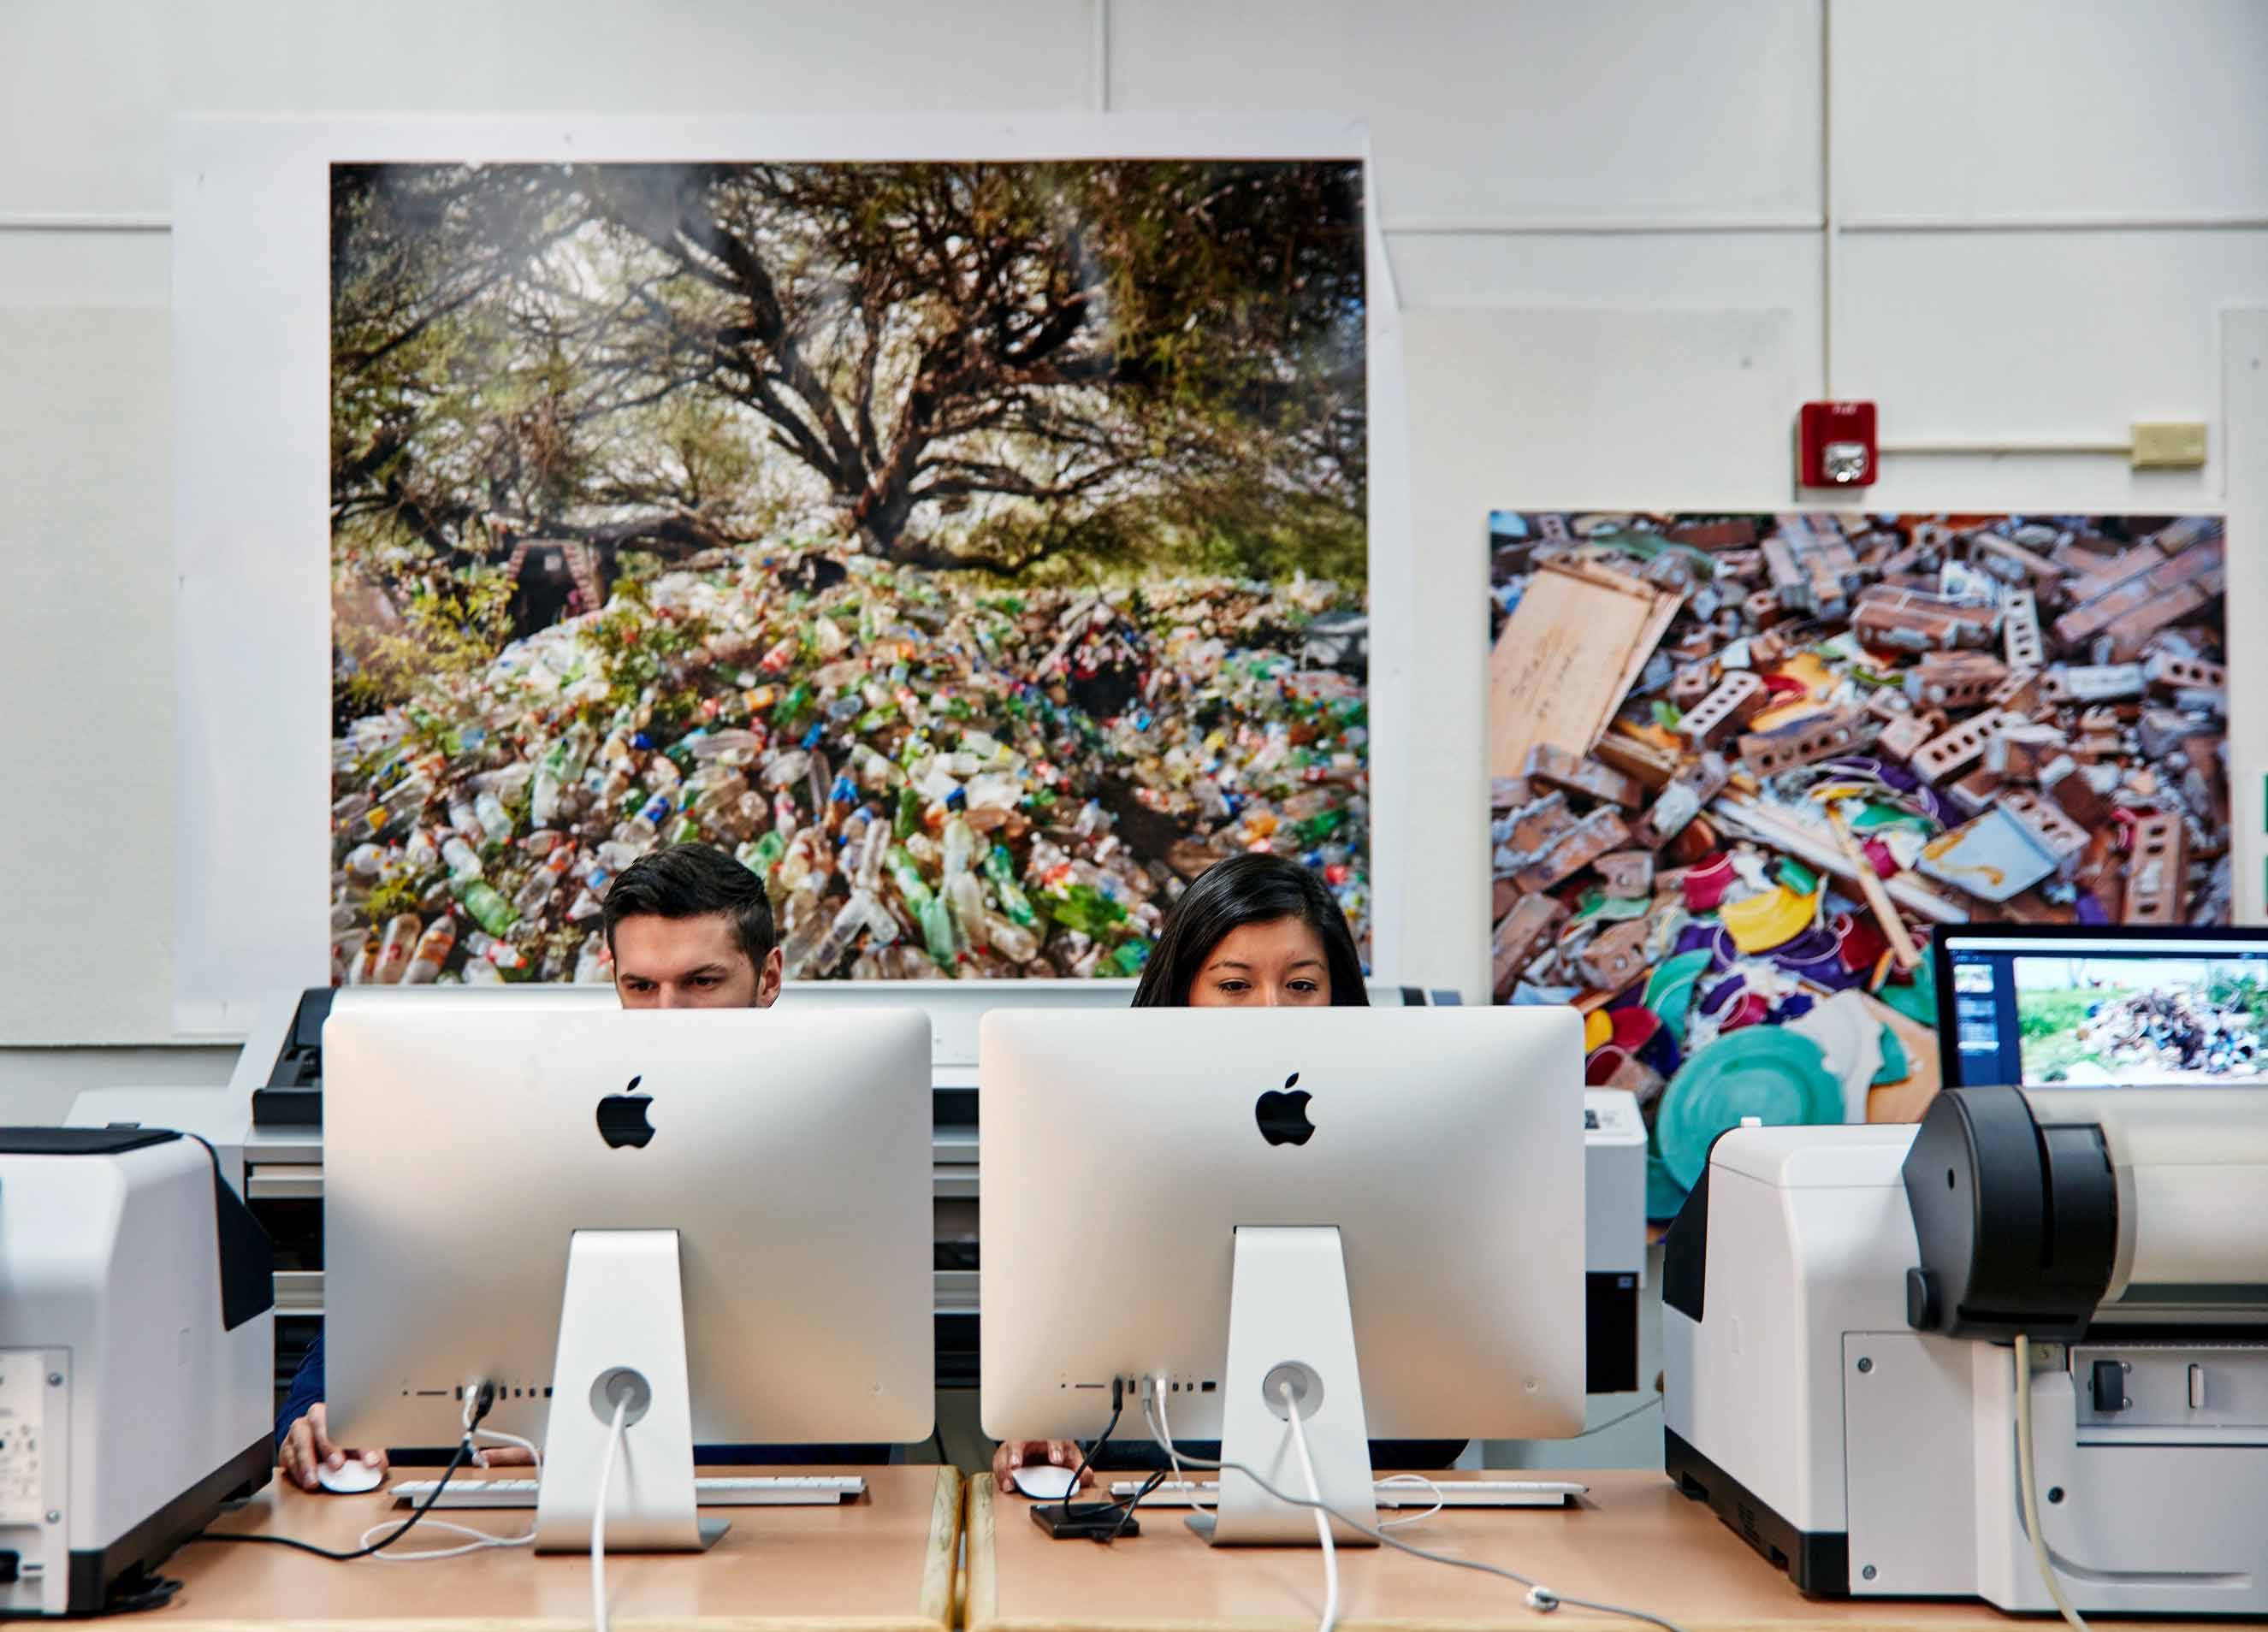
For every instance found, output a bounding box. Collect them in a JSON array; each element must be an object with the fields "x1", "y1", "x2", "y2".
[
  {"x1": 0, "y1": 1130, "x2": 273, "y2": 1616},
  {"x1": 1664, "y1": 1085, "x2": 2268, "y2": 1617}
]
